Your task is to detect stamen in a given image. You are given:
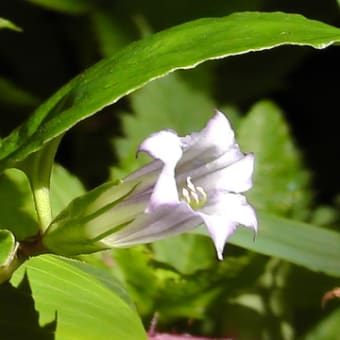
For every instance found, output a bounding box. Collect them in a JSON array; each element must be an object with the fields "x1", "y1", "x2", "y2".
[
  {"x1": 186, "y1": 176, "x2": 196, "y2": 191},
  {"x1": 181, "y1": 177, "x2": 207, "y2": 210},
  {"x1": 182, "y1": 187, "x2": 190, "y2": 203}
]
